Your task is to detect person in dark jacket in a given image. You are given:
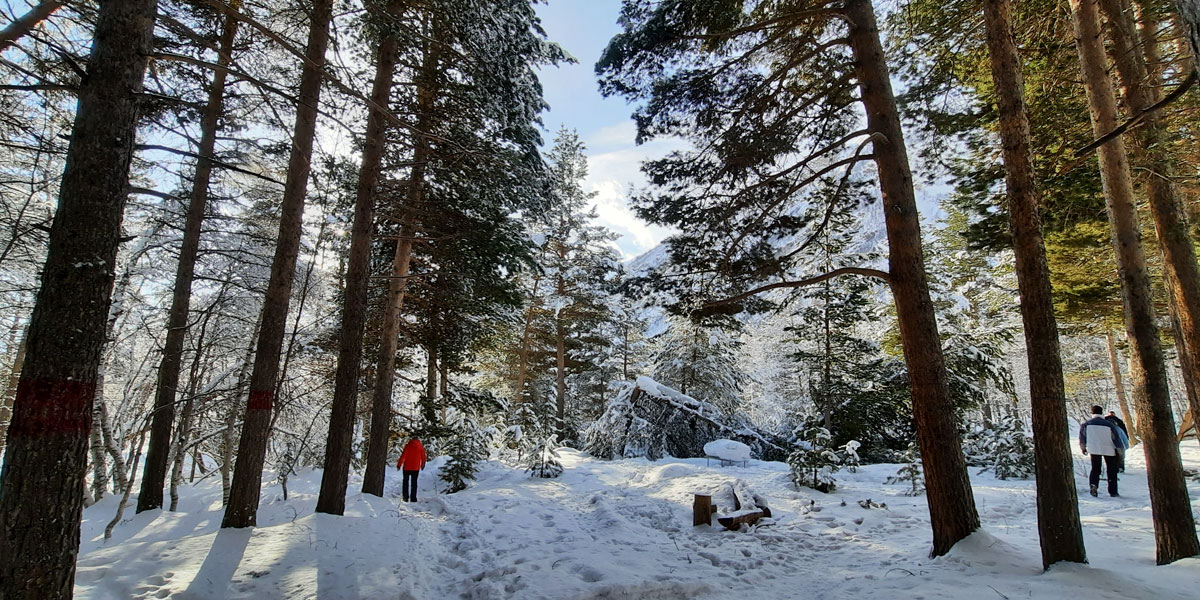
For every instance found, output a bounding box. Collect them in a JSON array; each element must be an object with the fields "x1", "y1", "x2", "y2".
[
  {"x1": 396, "y1": 437, "x2": 427, "y2": 502},
  {"x1": 1104, "y1": 411, "x2": 1129, "y2": 473},
  {"x1": 1079, "y1": 405, "x2": 1129, "y2": 497}
]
